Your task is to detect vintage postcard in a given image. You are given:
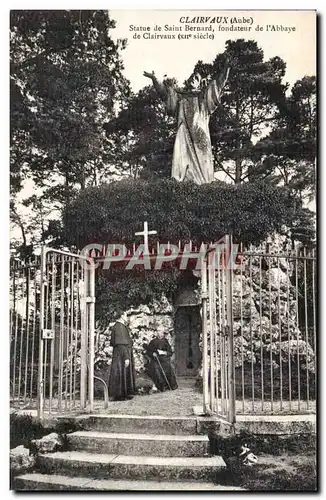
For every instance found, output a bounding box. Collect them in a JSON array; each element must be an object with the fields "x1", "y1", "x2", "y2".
[{"x1": 10, "y1": 9, "x2": 317, "y2": 491}]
